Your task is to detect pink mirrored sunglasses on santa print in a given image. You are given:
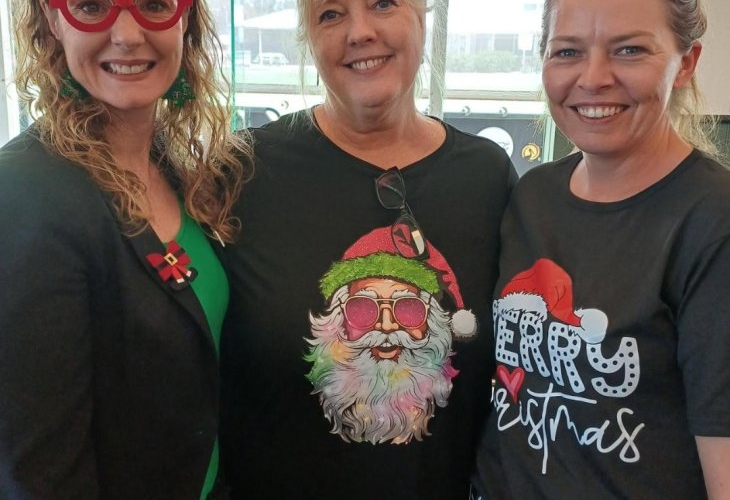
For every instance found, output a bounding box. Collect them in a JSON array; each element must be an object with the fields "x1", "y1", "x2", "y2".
[
  {"x1": 49, "y1": 0, "x2": 193, "y2": 32},
  {"x1": 341, "y1": 296, "x2": 430, "y2": 331}
]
